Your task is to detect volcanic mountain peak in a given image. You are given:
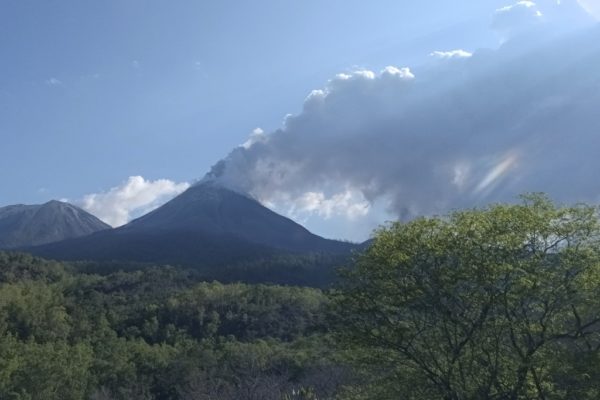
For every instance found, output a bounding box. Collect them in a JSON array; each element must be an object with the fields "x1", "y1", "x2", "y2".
[{"x1": 121, "y1": 181, "x2": 350, "y2": 253}]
